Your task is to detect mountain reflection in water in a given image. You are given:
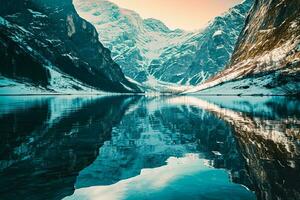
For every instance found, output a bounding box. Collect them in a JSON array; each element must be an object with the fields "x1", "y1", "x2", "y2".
[{"x1": 0, "y1": 96, "x2": 299, "y2": 200}]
